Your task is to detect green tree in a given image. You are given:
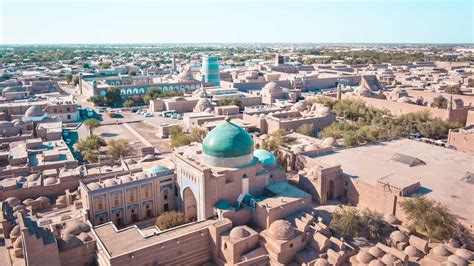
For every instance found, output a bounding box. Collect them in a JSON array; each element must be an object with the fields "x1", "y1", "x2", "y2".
[
  {"x1": 88, "y1": 96, "x2": 105, "y2": 106},
  {"x1": 217, "y1": 97, "x2": 243, "y2": 108},
  {"x1": 330, "y1": 208, "x2": 363, "y2": 239},
  {"x1": 156, "y1": 211, "x2": 186, "y2": 230},
  {"x1": 107, "y1": 139, "x2": 133, "y2": 160},
  {"x1": 360, "y1": 209, "x2": 386, "y2": 240},
  {"x1": 83, "y1": 118, "x2": 101, "y2": 135},
  {"x1": 445, "y1": 85, "x2": 462, "y2": 95},
  {"x1": 65, "y1": 73, "x2": 73, "y2": 85},
  {"x1": 189, "y1": 128, "x2": 207, "y2": 143},
  {"x1": 124, "y1": 99, "x2": 135, "y2": 108},
  {"x1": 400, "y1": 196, "x2": 461, "y2": 241},
  {"x1": 74, "y1": 135, "x2": 106, "y2": 162},
  {"x1": 105, "y1": 87, "x2": 122, "y2": 106},
  {"x1": 296, "y1": 123, "x2": 314, "y2": 136},
  {"x1": 431, "y1": 95, "x2": 448, "y2": 109}
]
